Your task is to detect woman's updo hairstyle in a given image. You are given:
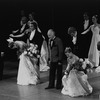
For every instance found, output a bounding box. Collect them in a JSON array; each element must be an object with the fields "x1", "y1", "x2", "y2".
[{"x1": 65, "y1": 47, "x2": 72, "y2": 54}]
